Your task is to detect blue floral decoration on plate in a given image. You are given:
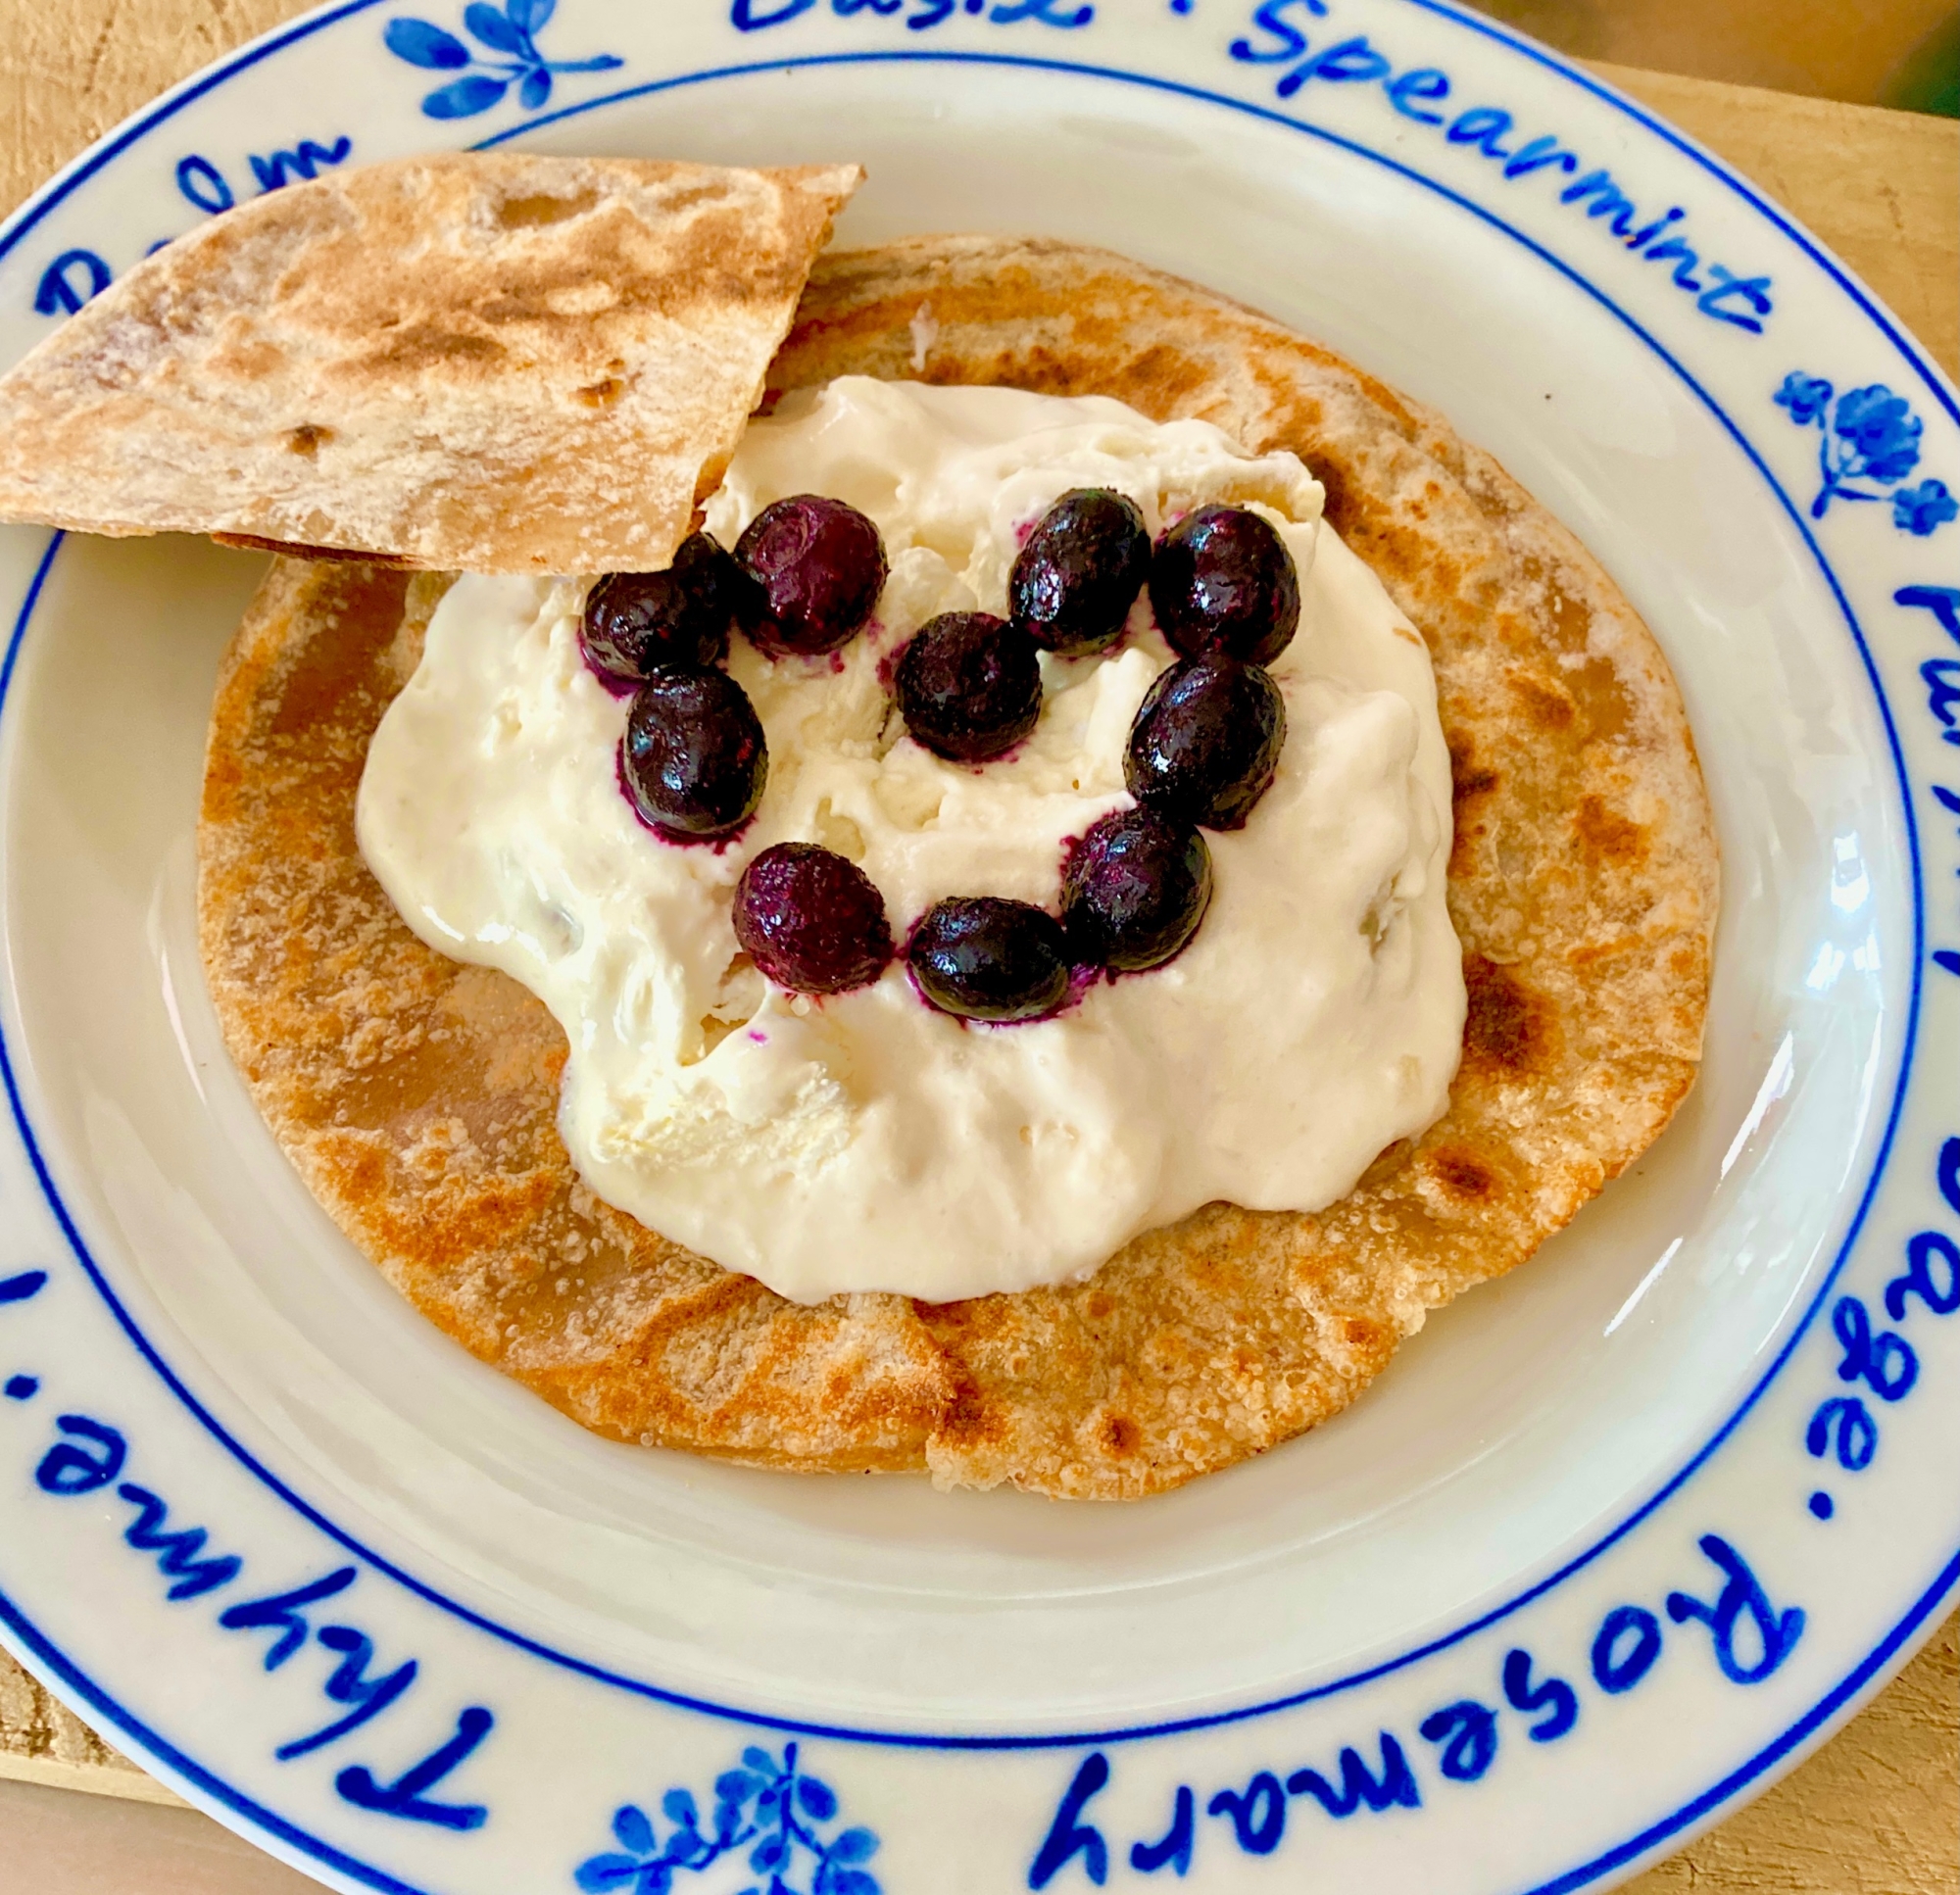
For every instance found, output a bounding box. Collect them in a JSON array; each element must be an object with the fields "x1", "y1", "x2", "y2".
[
  {"x1": 384, "y1": 0, "x2": 623, "y2": 118},
  {"x1": 574, "y1": 1742, "x2": 881, "y2": 1895},
  {"x1": 1775, "y1": 371, "x2": 1957, "y2": 536}
]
